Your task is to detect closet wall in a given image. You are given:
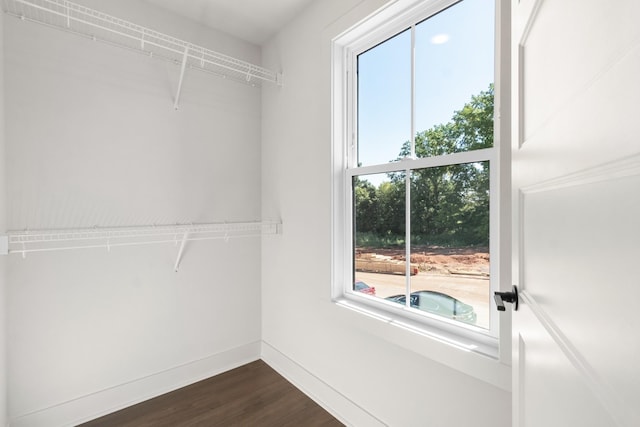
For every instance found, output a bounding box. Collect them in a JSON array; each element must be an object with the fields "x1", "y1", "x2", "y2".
[{"x1": 4, "y1": 1, "x2": 263, "y2": 424}]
